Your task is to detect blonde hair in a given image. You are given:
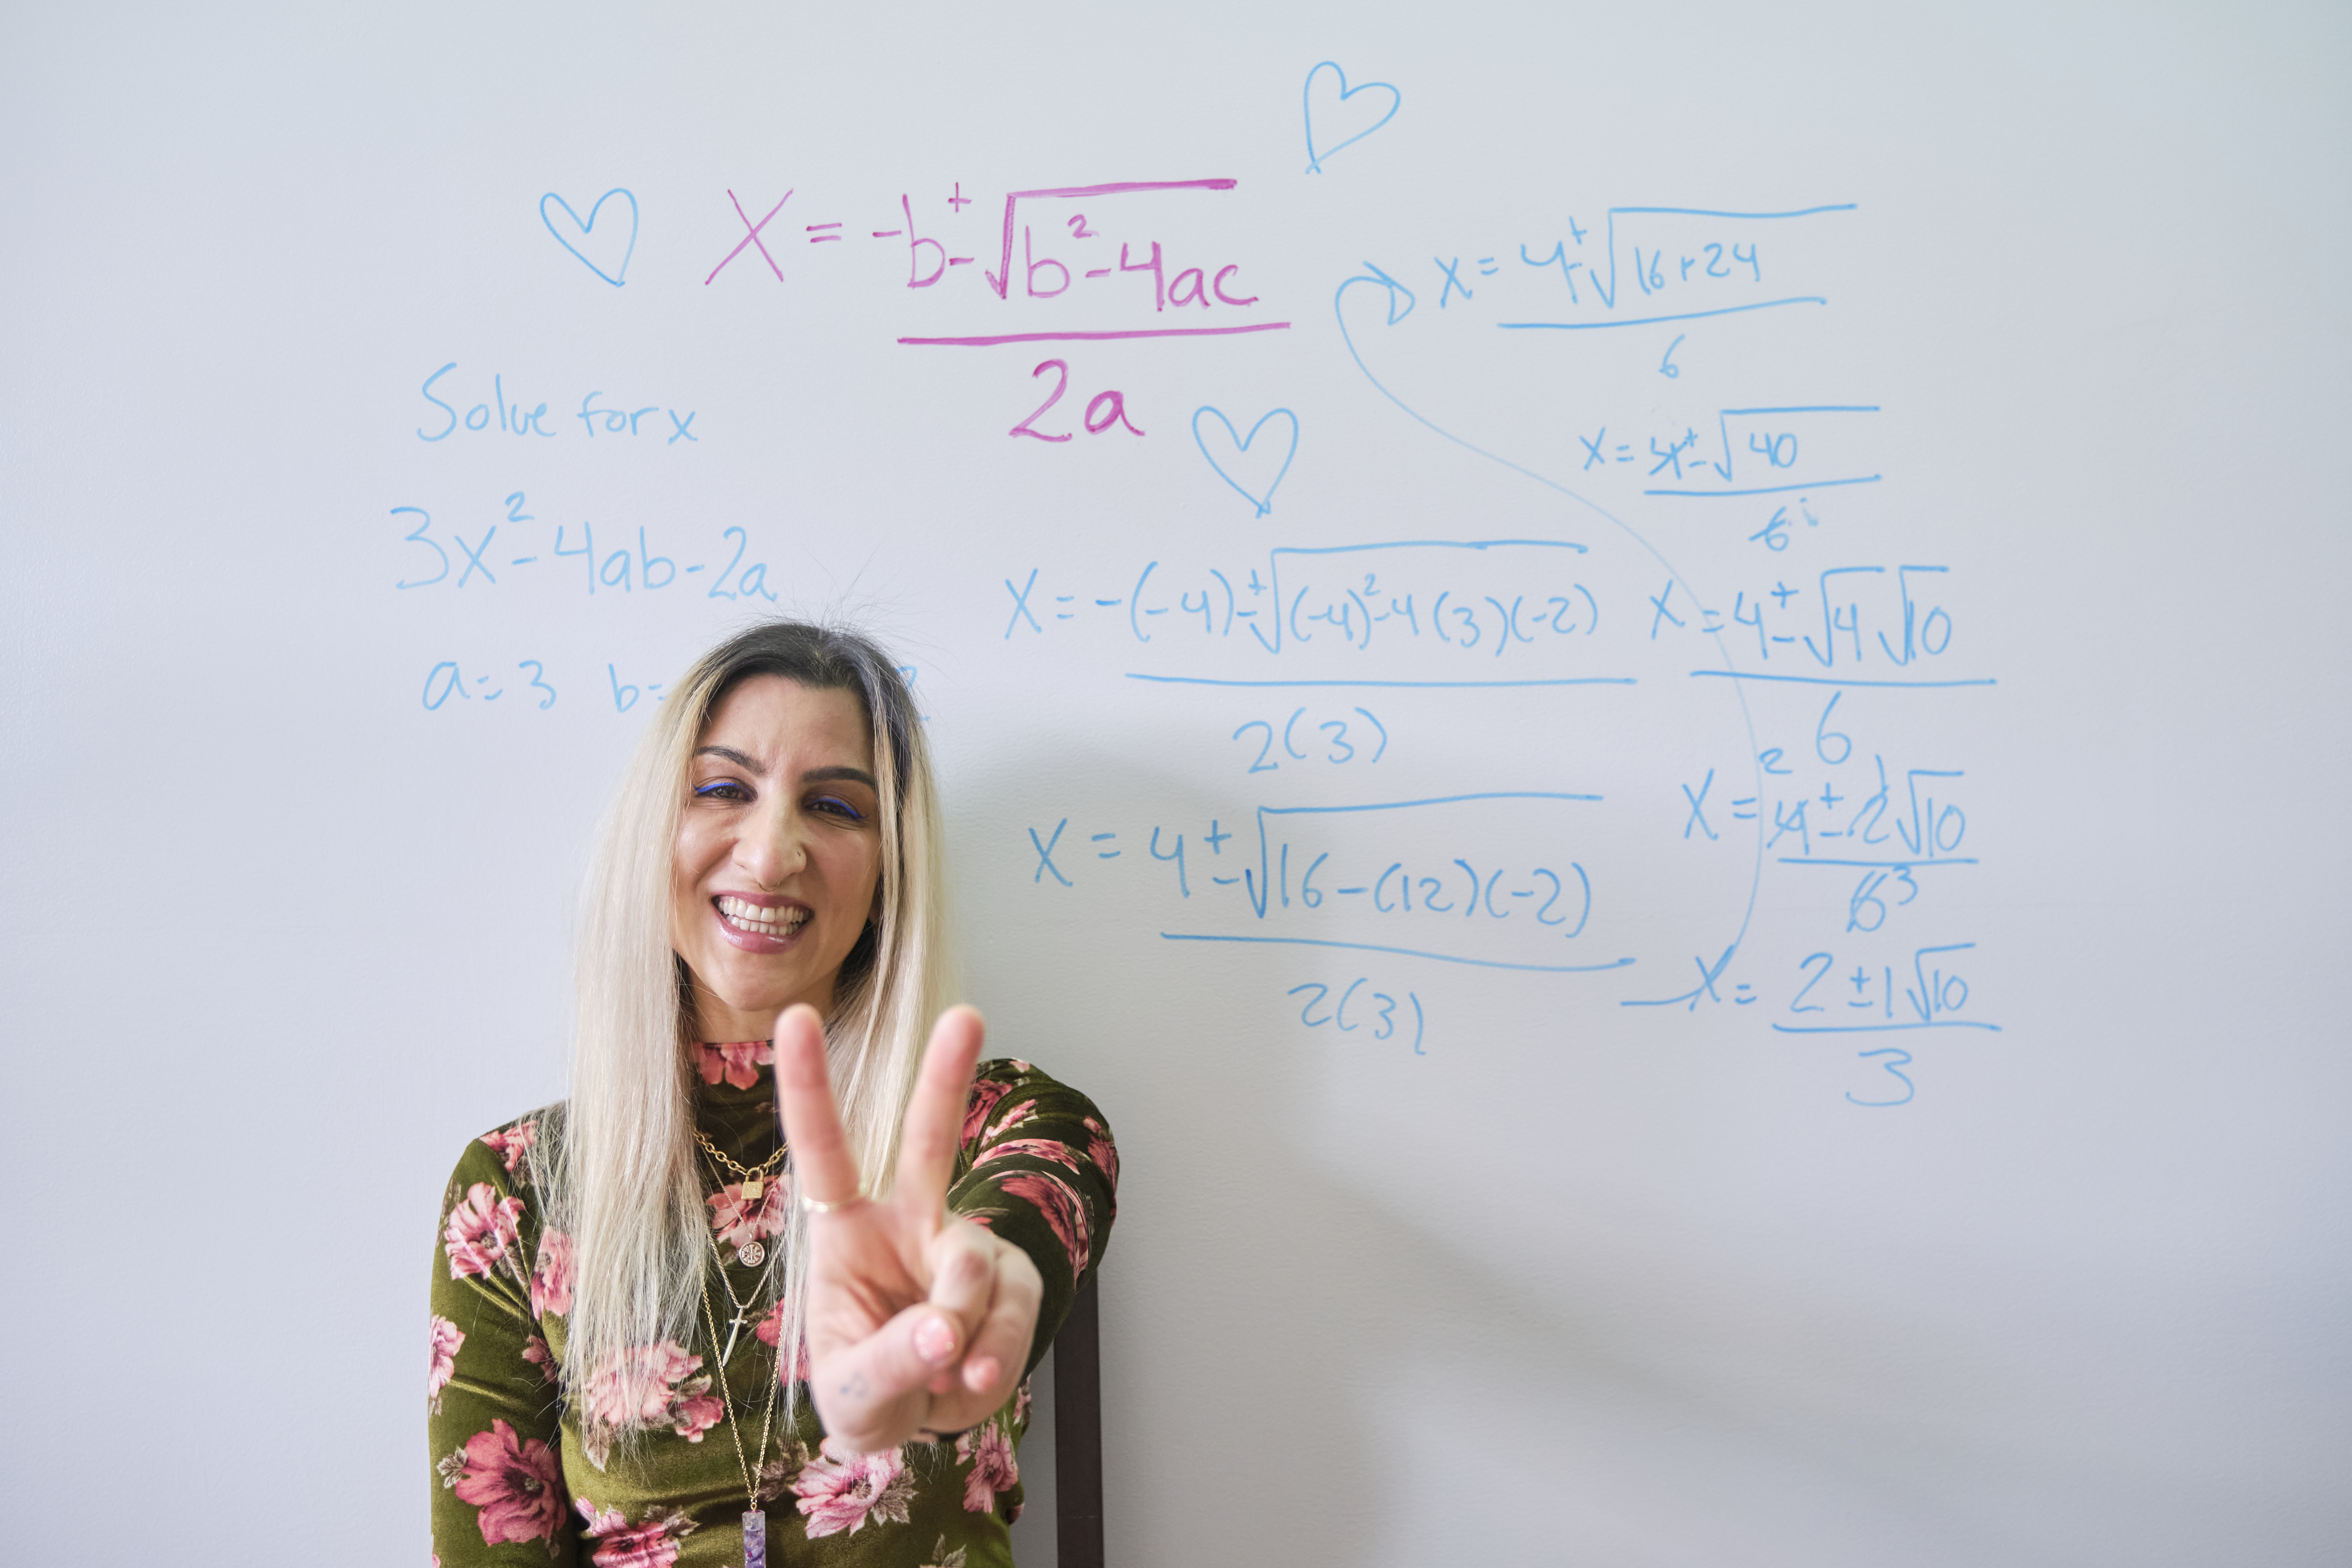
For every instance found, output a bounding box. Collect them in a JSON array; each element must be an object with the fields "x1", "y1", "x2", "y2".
[{"x1": 534, "y1": 620, "x2": 948, "y2": 1445}]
